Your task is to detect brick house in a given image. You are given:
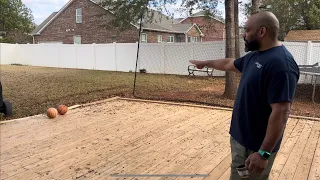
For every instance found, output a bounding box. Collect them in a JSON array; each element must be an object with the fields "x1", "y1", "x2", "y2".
[
  {"x1": 139, "y1": 10, "x2": 204, "y2": 43},
  {"x1": 31, "y1": 0, "x2": 139, "y2": 44},
  {"x1": 178, "y1": 11, "x2": 225, "y2": 41},
  {"x1": 31, "y1": 0, "x2": 225, "y2": 44}
]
